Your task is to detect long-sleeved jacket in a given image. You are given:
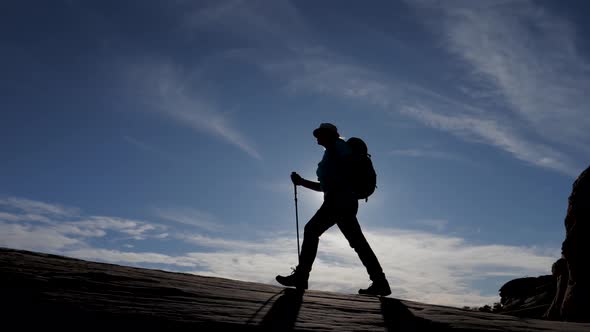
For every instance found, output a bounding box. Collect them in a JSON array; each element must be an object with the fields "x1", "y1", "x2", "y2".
[{"x1": 316, "y1": 138, "x2": 353, "y2": 196}]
